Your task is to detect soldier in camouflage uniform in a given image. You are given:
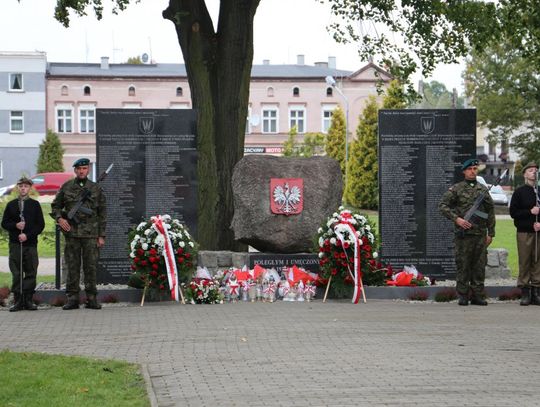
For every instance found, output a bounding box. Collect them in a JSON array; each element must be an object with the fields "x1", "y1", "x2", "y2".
[
  {"x1": 439, "y1": 158, "x2": 495, "y2": 306},
  {"x1": 51, "y1": 158, "x2": 106, "y2": 310}
]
